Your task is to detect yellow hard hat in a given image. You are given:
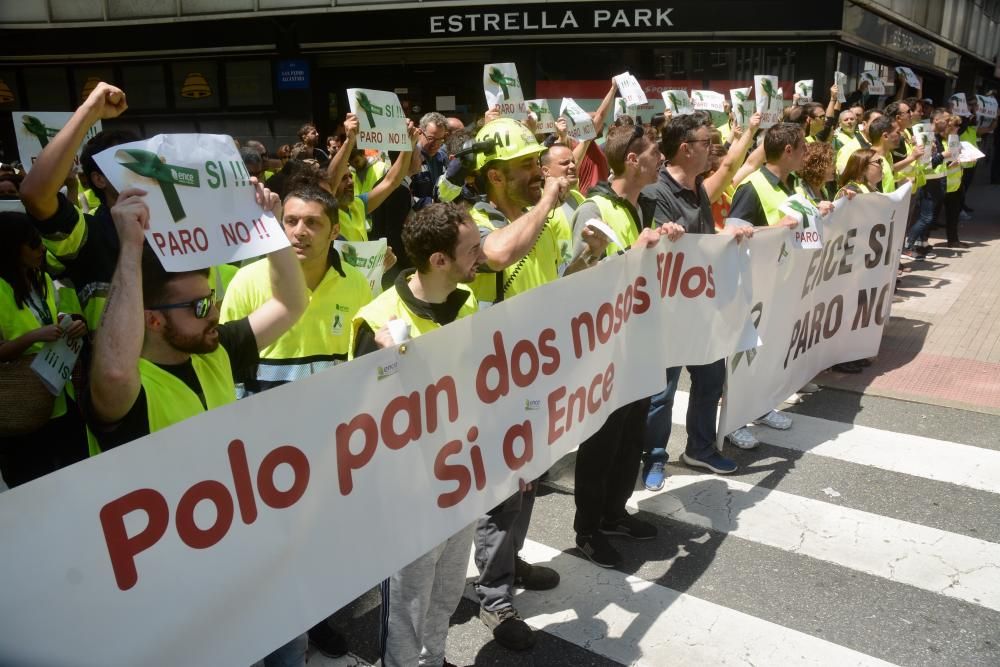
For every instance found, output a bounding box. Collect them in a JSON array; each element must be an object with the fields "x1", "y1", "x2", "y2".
[{"x1": 474, "y1": 118, "x2": 545, "y2": 172}]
